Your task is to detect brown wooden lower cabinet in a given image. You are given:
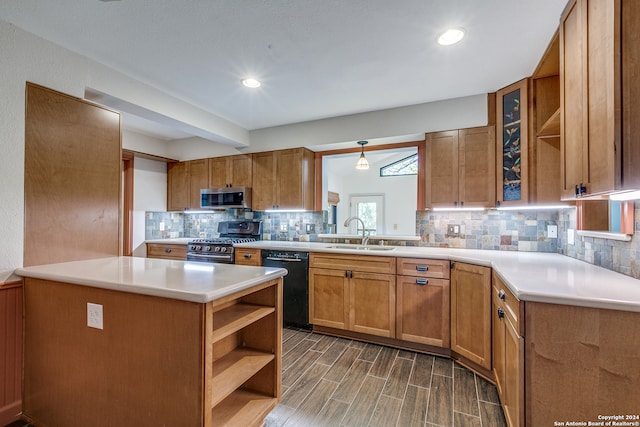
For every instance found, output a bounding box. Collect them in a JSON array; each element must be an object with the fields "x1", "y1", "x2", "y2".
[
  {"x1": 309, "y1": 253, "x2": 396, "y2": 338},
  {"x1": 450, "y1": 262, "x2": 492, "y2": 371},
  {"x1": 0, "y1": 281, "x2": 23, "y2": 426},
  {"x1": 235, "y1": 248, "x2": 261, "y2": 266},
  {"x1": 492, "y1": 272, "x2": 524, "y2": 427},
  {"x1": 146, "y1": 242, "x2": 187, "y2": 260},
  {"x1": 396, "y1": 258, "x2": 451, "y2": 348}
]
